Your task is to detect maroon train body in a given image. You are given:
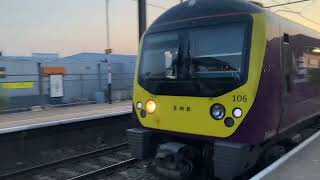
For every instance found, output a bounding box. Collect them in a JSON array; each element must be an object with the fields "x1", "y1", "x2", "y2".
[
  {"x1": 232, "y1": 12, "x2": 320, "y2": 145},
  {"x1": 127, "y1": 1, "x2": 320, "y2": 179}
]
